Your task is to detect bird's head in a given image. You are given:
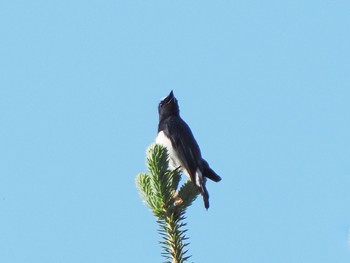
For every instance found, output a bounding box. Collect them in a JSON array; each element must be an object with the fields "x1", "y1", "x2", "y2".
[{"x1": 158, "y1": 90, "x2": 180, "y2": 120}]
